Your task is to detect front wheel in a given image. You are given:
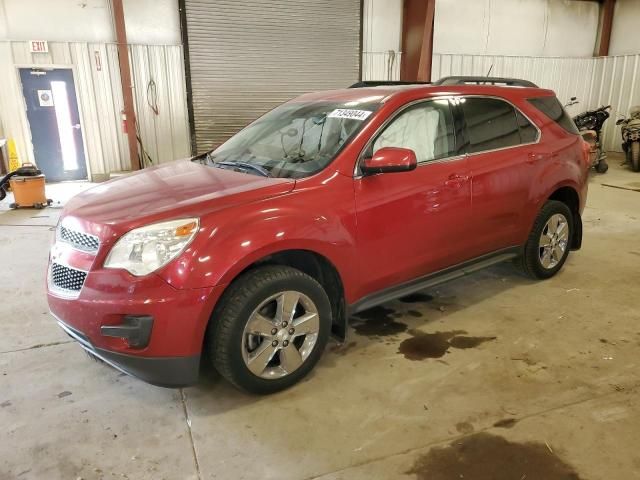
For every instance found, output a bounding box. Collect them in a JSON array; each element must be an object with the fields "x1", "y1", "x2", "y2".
[
  {"x1": 631, "y1": 141, "x2": 640, "y2": 172},
  {"x1": 520, "y1": 200, "x2": 573, "y2": 279},
  {"x1": 209, "y1": 265, "x2": 331, "y2": 394}
]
